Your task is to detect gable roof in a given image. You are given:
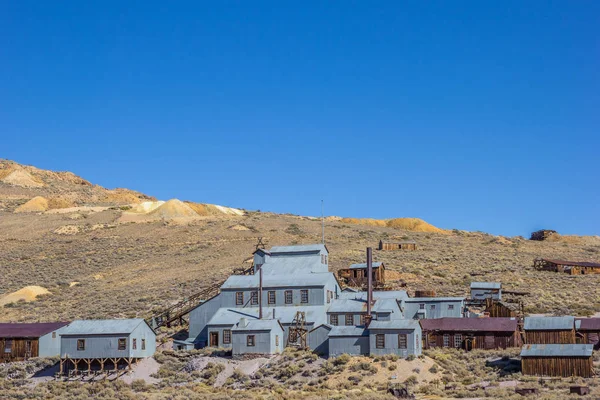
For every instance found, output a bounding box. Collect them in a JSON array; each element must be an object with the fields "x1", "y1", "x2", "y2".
[
  {"x1": 221, "y1": 273, "x2": 332, "y2": 289},
  {"x1": 540, "y1": 259, "x2": 600, "y2": 268},
  {"x1": 368, "y1": 319, "x2": 420, "y2": 330},
  {"x1": 269, "y1": 244, "x2": 328, "y2": 254},
  {"x1": 0, "y1": 322, "x2": 70, "y2": 338},
  {"x1": 380, "y1": 240, "x2": 416, "y2": 244},
  {"x1": 520, "y1": 344, "x2": 593, "y2": 357},
  {"x1": 232, "y1": 318, "x2": 283, "y2": 332},
  {"x1": 349, "y1": 262, "x2": 383, "y2": 270},
  {"x1": 60, "y1": 319, "x2": 150, "y2": 335},
  {"x1": 328, "y1": 326, "x2": 368, "y2": 337},
  {"x1": 420, "y1": 317, "x2": 518, "y2": 332},
  {"x1": 470, "y1": 282, "x2": 501, "y2": 289},
  {"x1": 524, "y1": 316, "x2": 574, "y2": 331}
]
